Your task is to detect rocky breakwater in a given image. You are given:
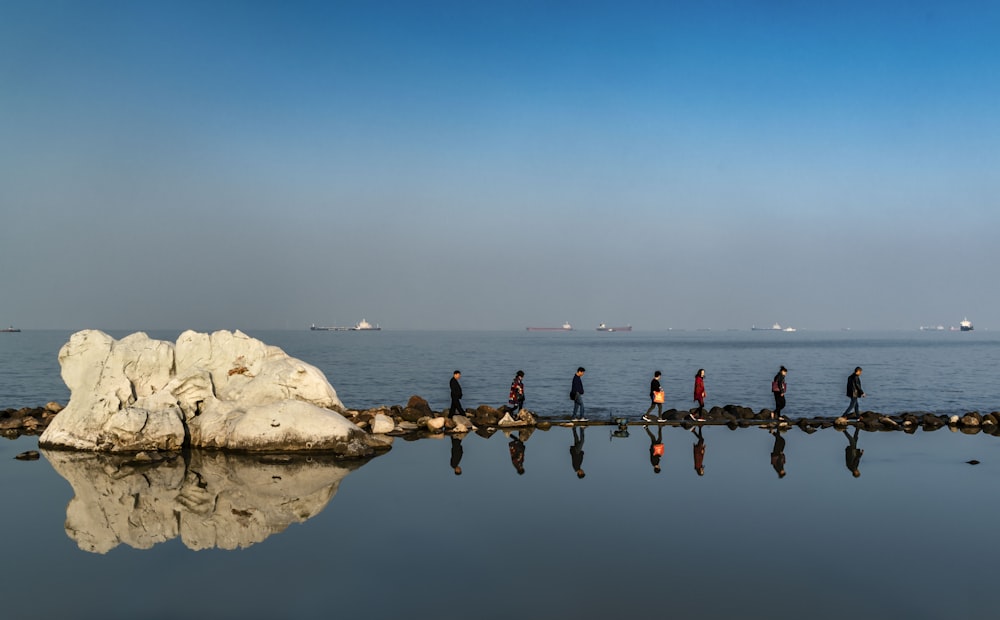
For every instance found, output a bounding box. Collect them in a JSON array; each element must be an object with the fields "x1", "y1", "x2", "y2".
[
  {"x1": 344, "y1": 394, "x2": 541, "y2": 437},
  {"x1": 39, "y1": 330, "x2": 389, "y2": 457},
  {"x1": 1, "y1": 402, "x2": 63, "y2": 438}
]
